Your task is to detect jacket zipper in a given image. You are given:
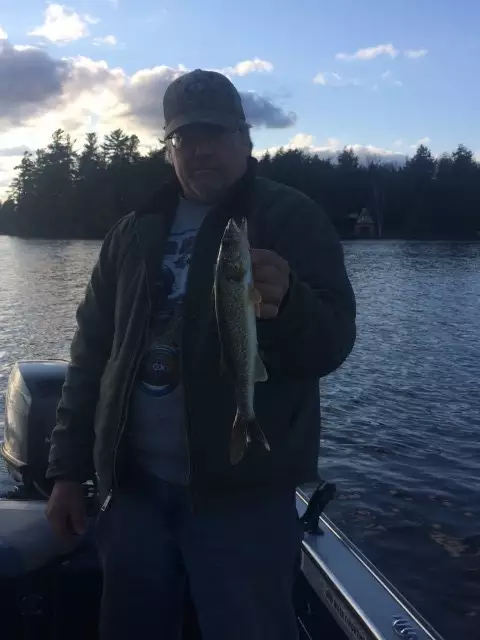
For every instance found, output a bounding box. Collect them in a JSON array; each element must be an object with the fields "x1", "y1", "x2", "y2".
[
  {"x1": 100, "y1": 491, "x2": 112, "y2": 512},
  {"x1": 180, "y1": 270, "x2": 194, "y2": 508},
  {"x1": 181, "y1": 206, "x2": 222, "y2": 511},
  {"x1": 101, "y1": 232, "x2": 152, "y2": 512},
  {"x1": 180, "y1": 364, "x2": 191, "y2": 485},
  {"x1": 101, "y1": 318, "x2": 148, "y2": 512},
  {"x1": 180, "y1": 210, "x2": 209, "y2": 511}
]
